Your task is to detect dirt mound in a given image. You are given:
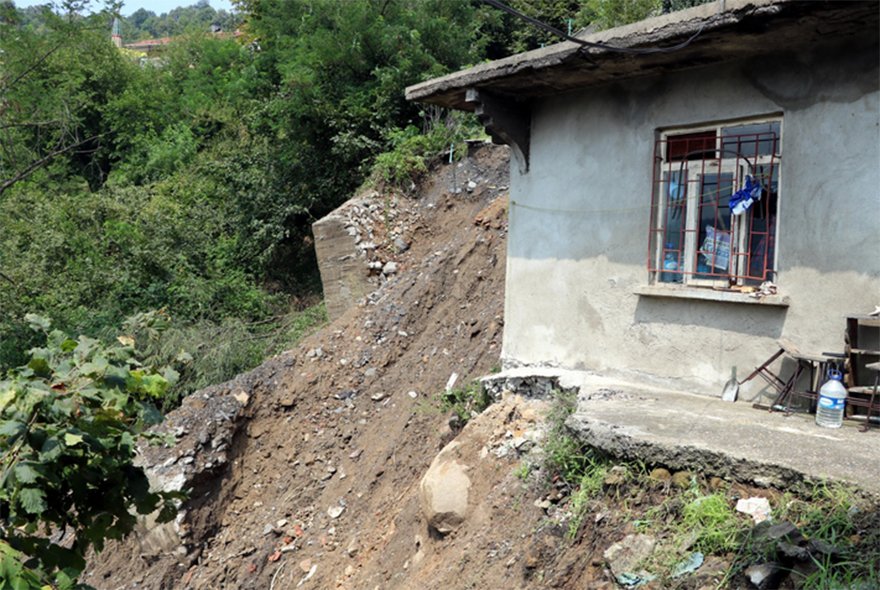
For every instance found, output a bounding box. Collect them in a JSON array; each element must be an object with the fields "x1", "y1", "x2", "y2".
[{"x1": 85, "y1": 145, "x2": 537, "y2": 589}]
